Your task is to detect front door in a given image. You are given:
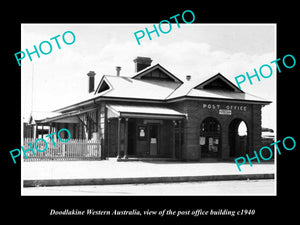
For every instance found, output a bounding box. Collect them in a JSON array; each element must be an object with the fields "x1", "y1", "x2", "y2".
[
  {"x1": 148, "y1": 124, "x2": 159, "y2": 156},
  {"x1": 200, "y1": 117, "x2": 221, "y2": 158}
]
